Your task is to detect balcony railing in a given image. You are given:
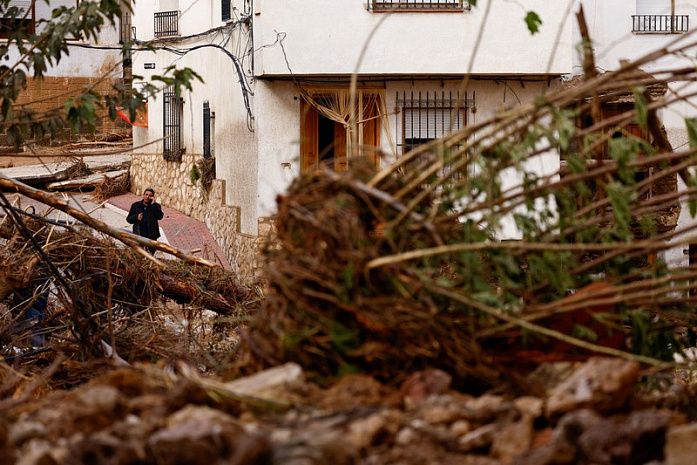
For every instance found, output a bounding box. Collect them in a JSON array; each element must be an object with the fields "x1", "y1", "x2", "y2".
[
  {"x1": 154, "y1": 10, "x2": 179, "y2": 38},
  {"x1": 369, "y1": 0, "x2": 468, "y2": 12},
  {"x1": 632, "y1": 15, "x2": 689, "y2": 33}
]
